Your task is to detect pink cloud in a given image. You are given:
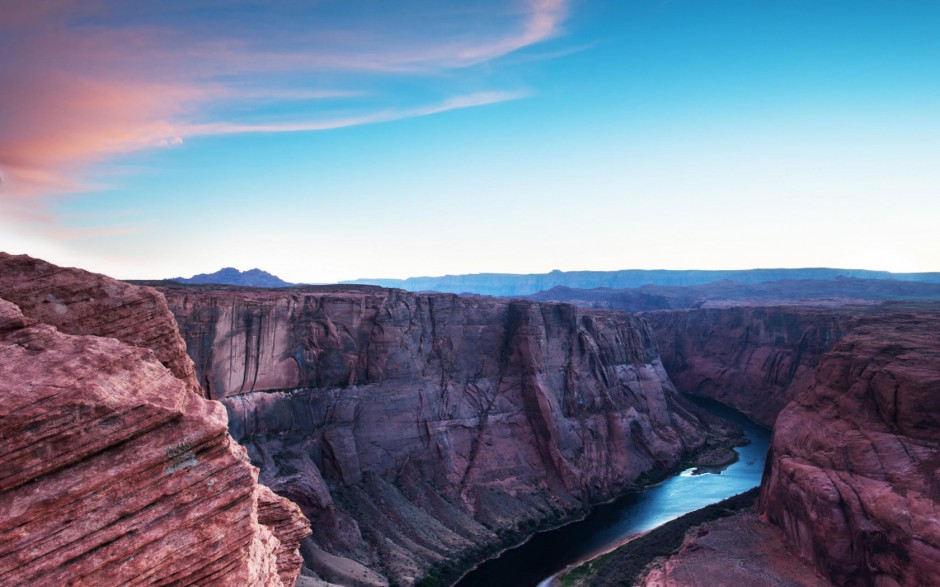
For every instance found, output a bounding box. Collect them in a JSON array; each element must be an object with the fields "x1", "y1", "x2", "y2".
[{"x1": 0, "y1": 0, "x2": 572, "y2": 223}]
